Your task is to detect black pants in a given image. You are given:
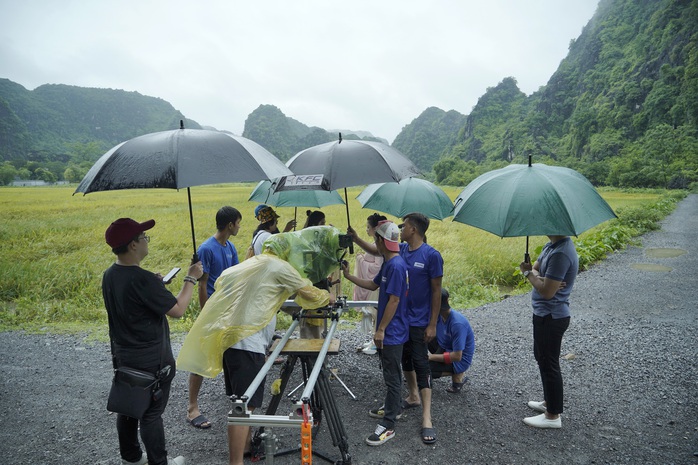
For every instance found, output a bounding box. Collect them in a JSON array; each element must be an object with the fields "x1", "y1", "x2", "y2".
[
  {"x1": 117, "y1": 375, "x2": 172, "y2": 465},
  {"x1": 532, "y1": 314, "x2": 570, "y2": 415},
  {"x1": 378, "y1": 344, "x2": 404, "y2": 430},
  {"x1": 402, "y1": 326, "x2": 432, "y2": 390}
]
